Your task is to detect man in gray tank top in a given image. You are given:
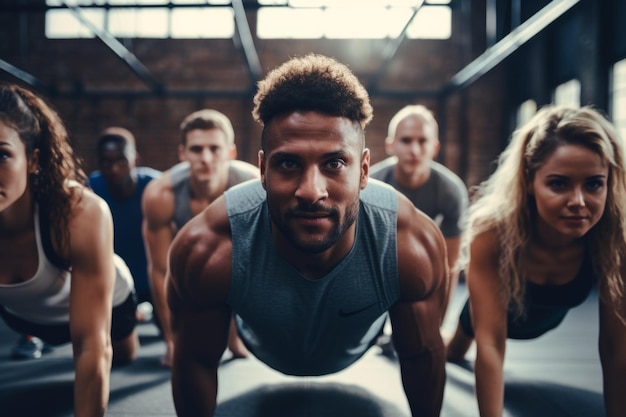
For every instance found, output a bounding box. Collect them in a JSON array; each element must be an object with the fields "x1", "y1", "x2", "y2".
[
  {"x1": 370, "y1": 105, "x2": 469, "y2": 338},
  {"x1": 142, "y1": 109, "x2": 258, "y2": 367},
  {"x1": 167, "y1": 54, "x2": 449, "y2": 417}
]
